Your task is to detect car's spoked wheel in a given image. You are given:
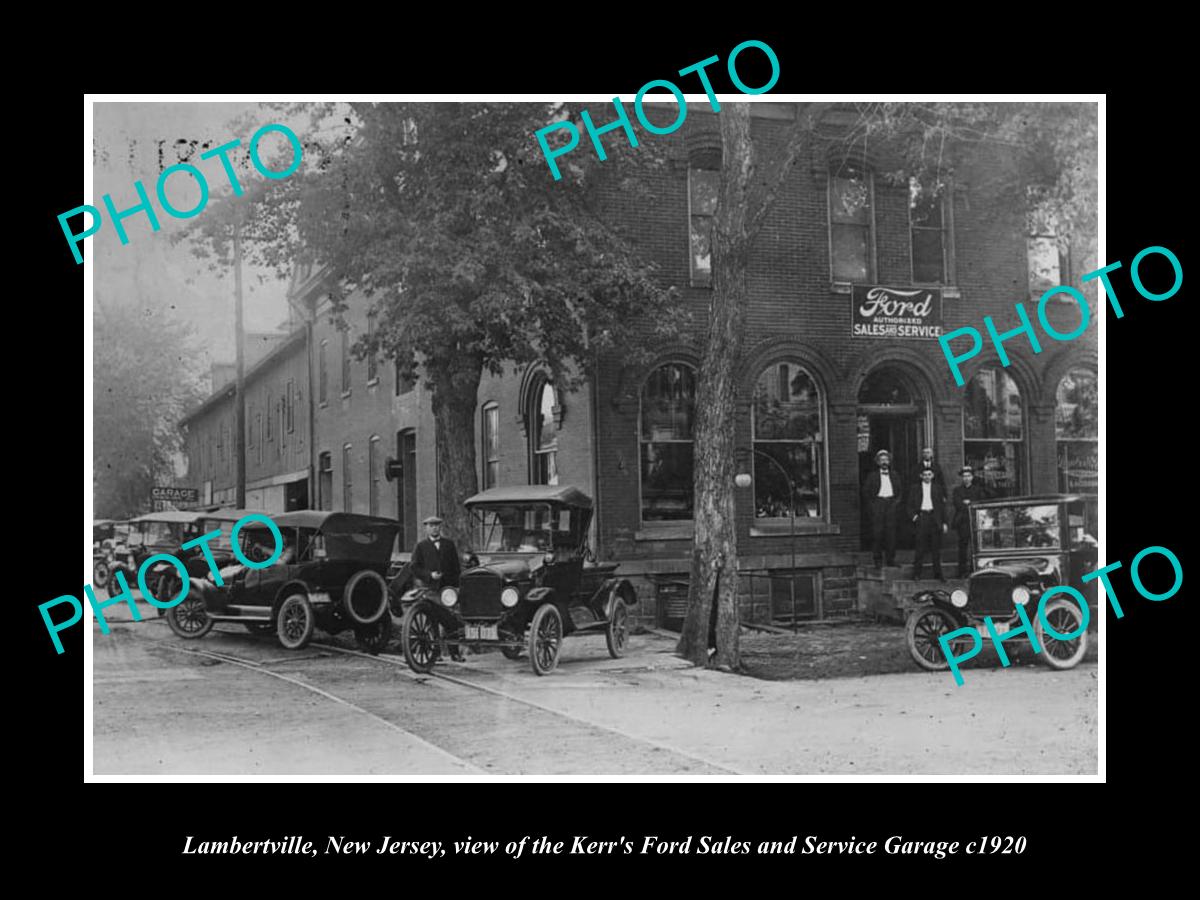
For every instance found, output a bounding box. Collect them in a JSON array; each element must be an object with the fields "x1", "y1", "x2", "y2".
[
  {"x1": 606, "y1": 597, "x2": 628, "y2": 659},
  {"x1": 355, "y1": 614, "x2": 393, "y2": 655},
  {"x1": 276, "y1": 593, "x2": 315, "y2": 650},
  {"x1": 906, "y1": 607, "x2": 965, "y2": 671},
  {"x1": 529, "y1": 604, "x2": 563, "y2": 676},
  {"x1": 401, "y1": 602, "x2": 441, "y2": 673},
  {"x1": 1034, "y1": 598, "x2": 1089, "y2": 670},
  {"x1": 167, "y1": 595, "x2": 213, "y2": 640},
  {"x1": 93, "y1": 560, "x2": 110, "y2": 588}
]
